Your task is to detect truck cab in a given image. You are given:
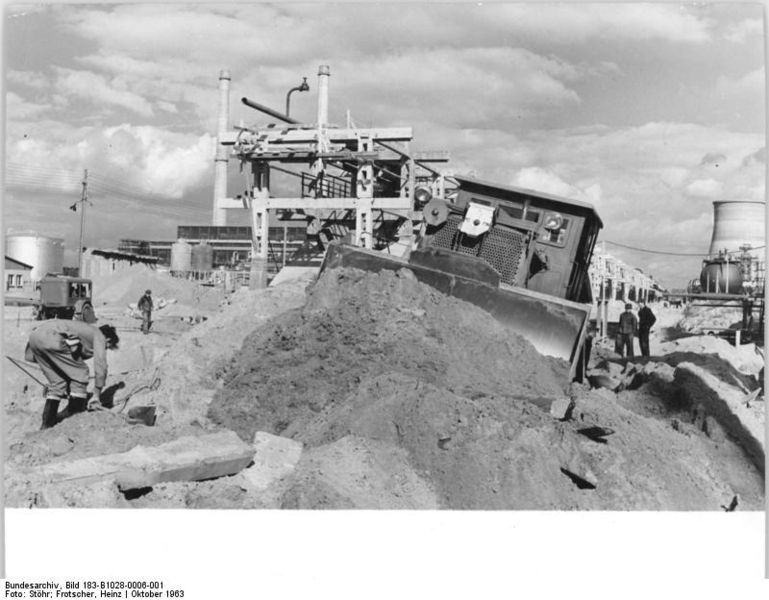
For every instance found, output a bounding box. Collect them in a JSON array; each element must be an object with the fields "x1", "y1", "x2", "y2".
[{"x1": 420, "y1": 175, "x2": 602, "y2": 303}]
